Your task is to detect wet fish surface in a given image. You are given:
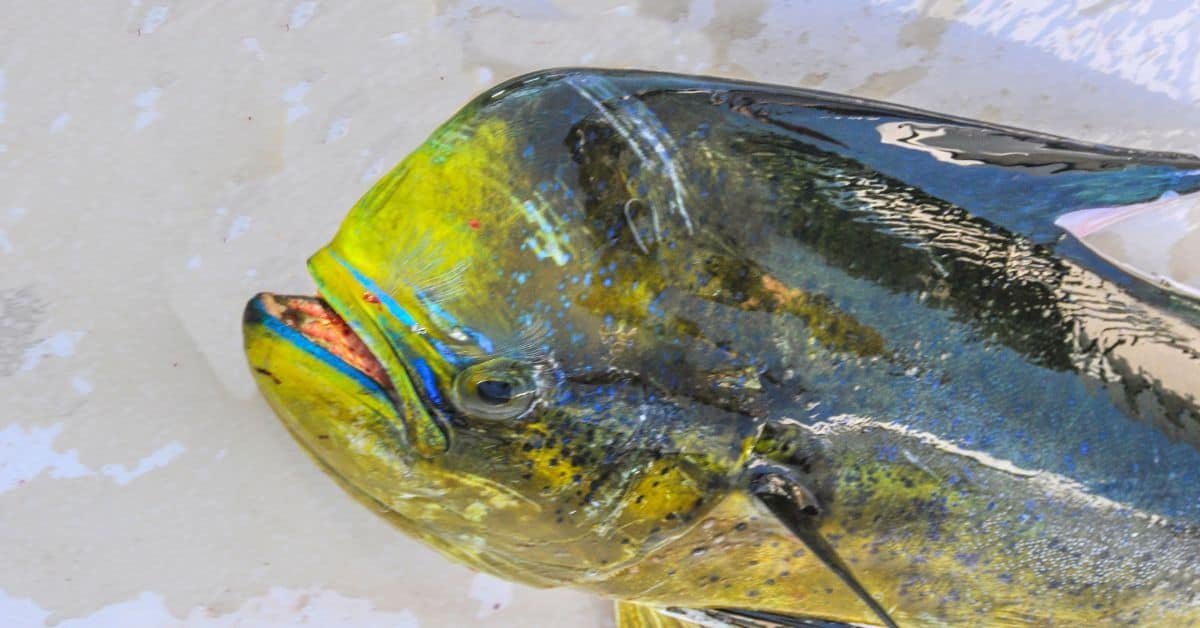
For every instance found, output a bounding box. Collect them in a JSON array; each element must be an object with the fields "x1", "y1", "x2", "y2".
[{"x1": 243, "y1": 68, "x2": 1200, "y2": 627}]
